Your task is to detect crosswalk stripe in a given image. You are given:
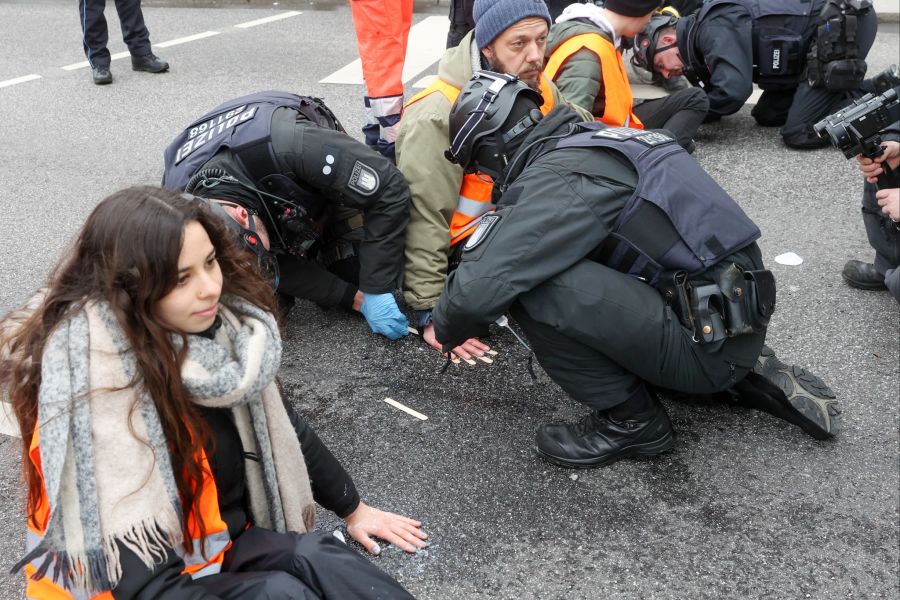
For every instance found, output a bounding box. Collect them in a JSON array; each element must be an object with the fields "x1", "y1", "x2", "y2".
[
  {"x1": 0, "y1": 74, "x2": 41, "y2": 88},
  {"x1": 235, "y1": 11, "x2": 302, "y2": 28},
  {"x1": 156, "y1": 31, "x2": 221, "y2": 48},
  {"x1": 320, "y1": 15, "x2": 449, "y2": 85}
]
